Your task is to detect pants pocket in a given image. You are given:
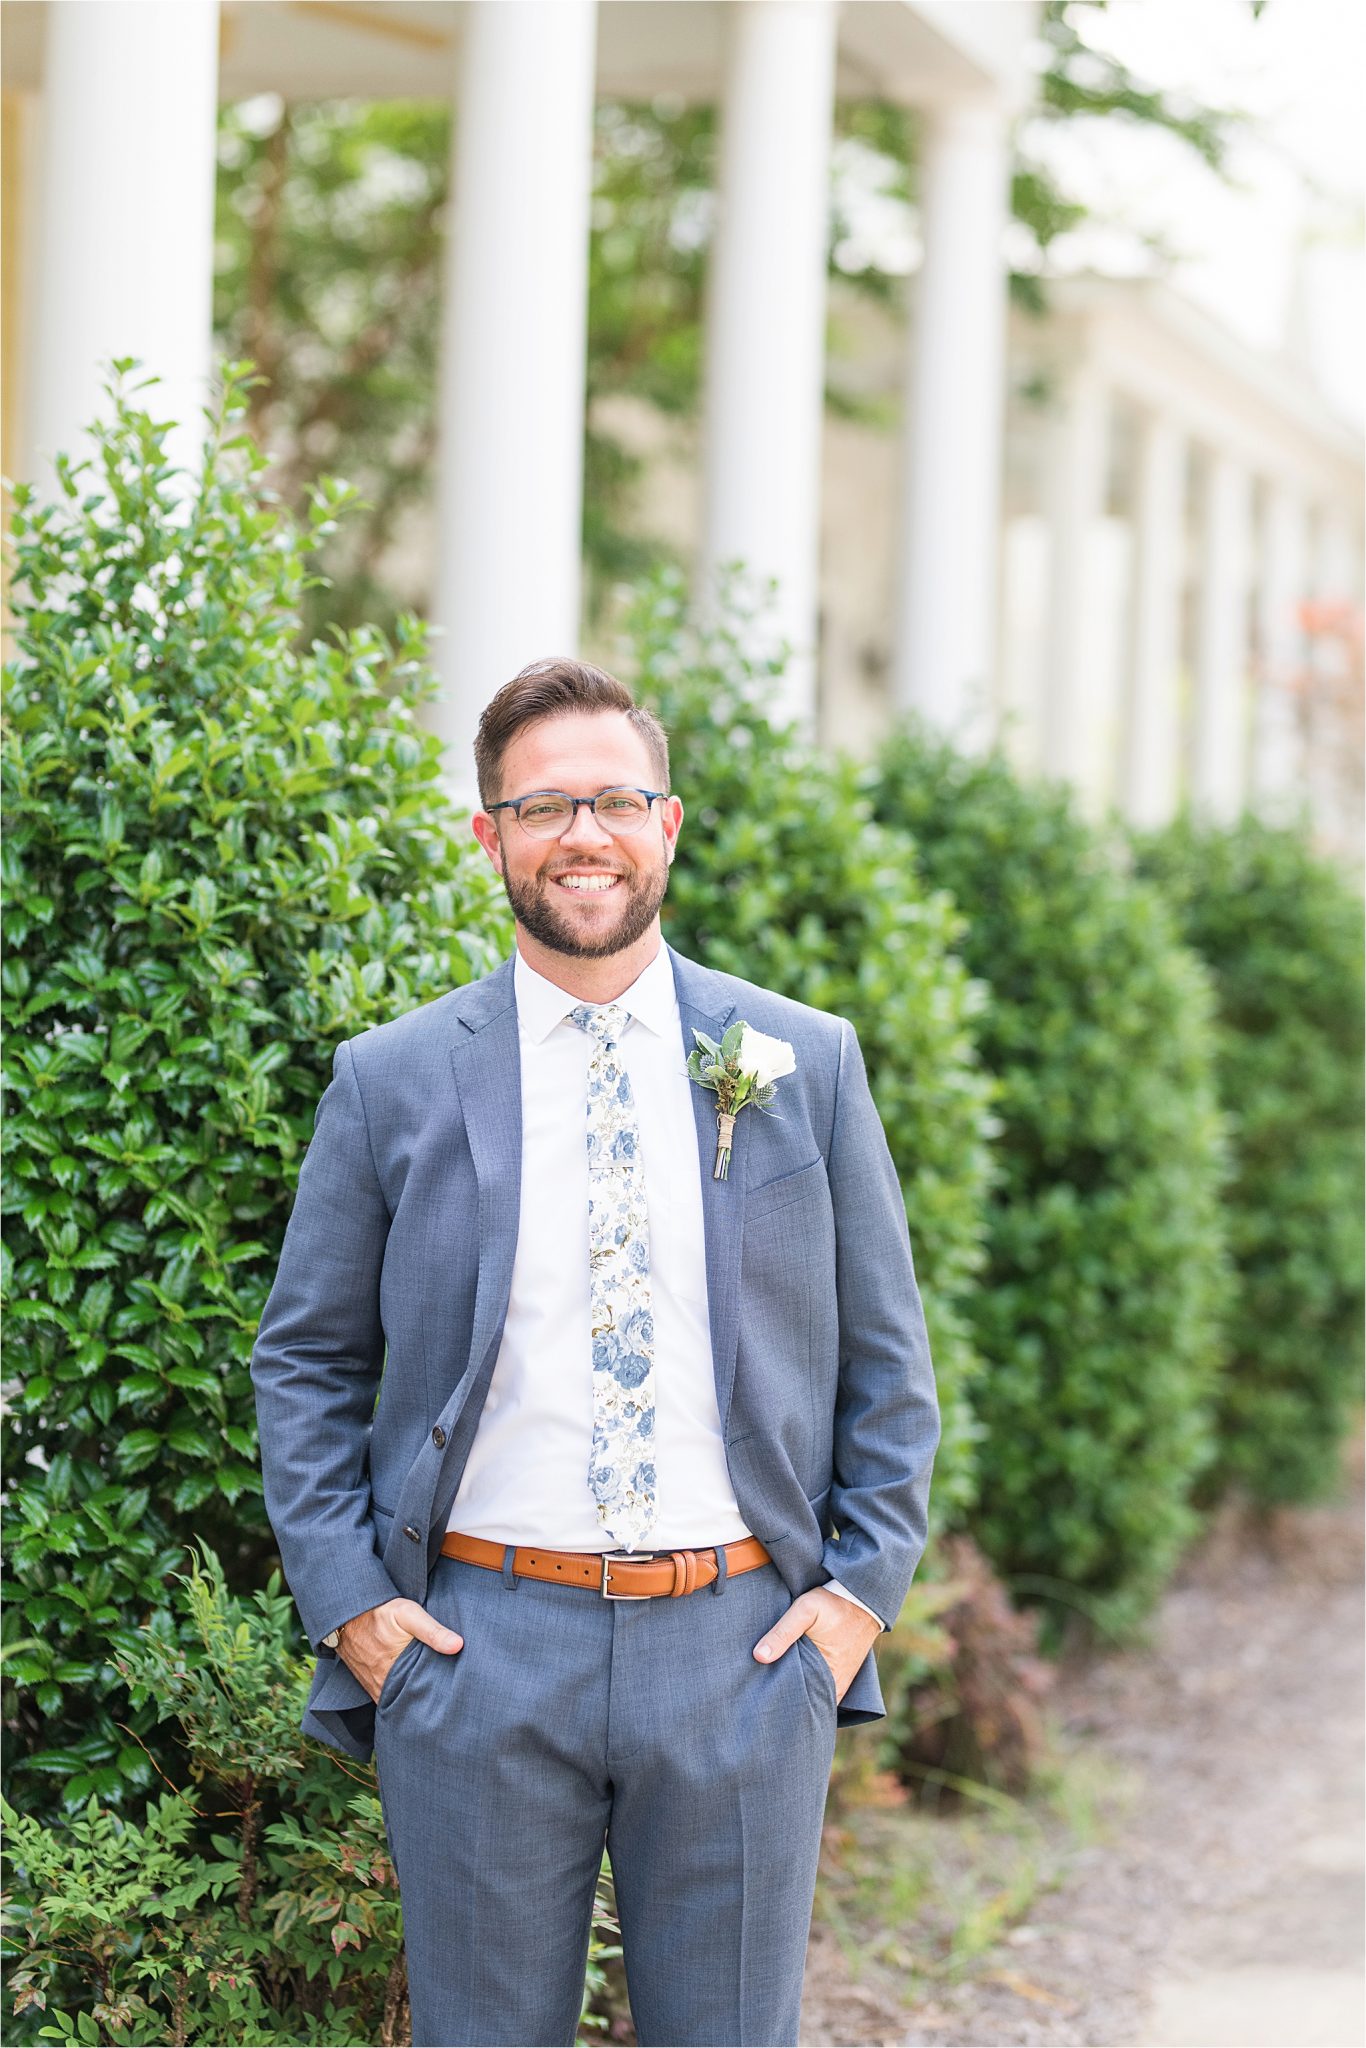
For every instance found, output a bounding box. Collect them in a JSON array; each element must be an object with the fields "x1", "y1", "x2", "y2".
[
  {"x1": 794, "y1": 1628, "x2": 838, "y2": 1714},
  {"x1": 376, "y1": 1633, "x2": 424, "y2": 1714}
]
